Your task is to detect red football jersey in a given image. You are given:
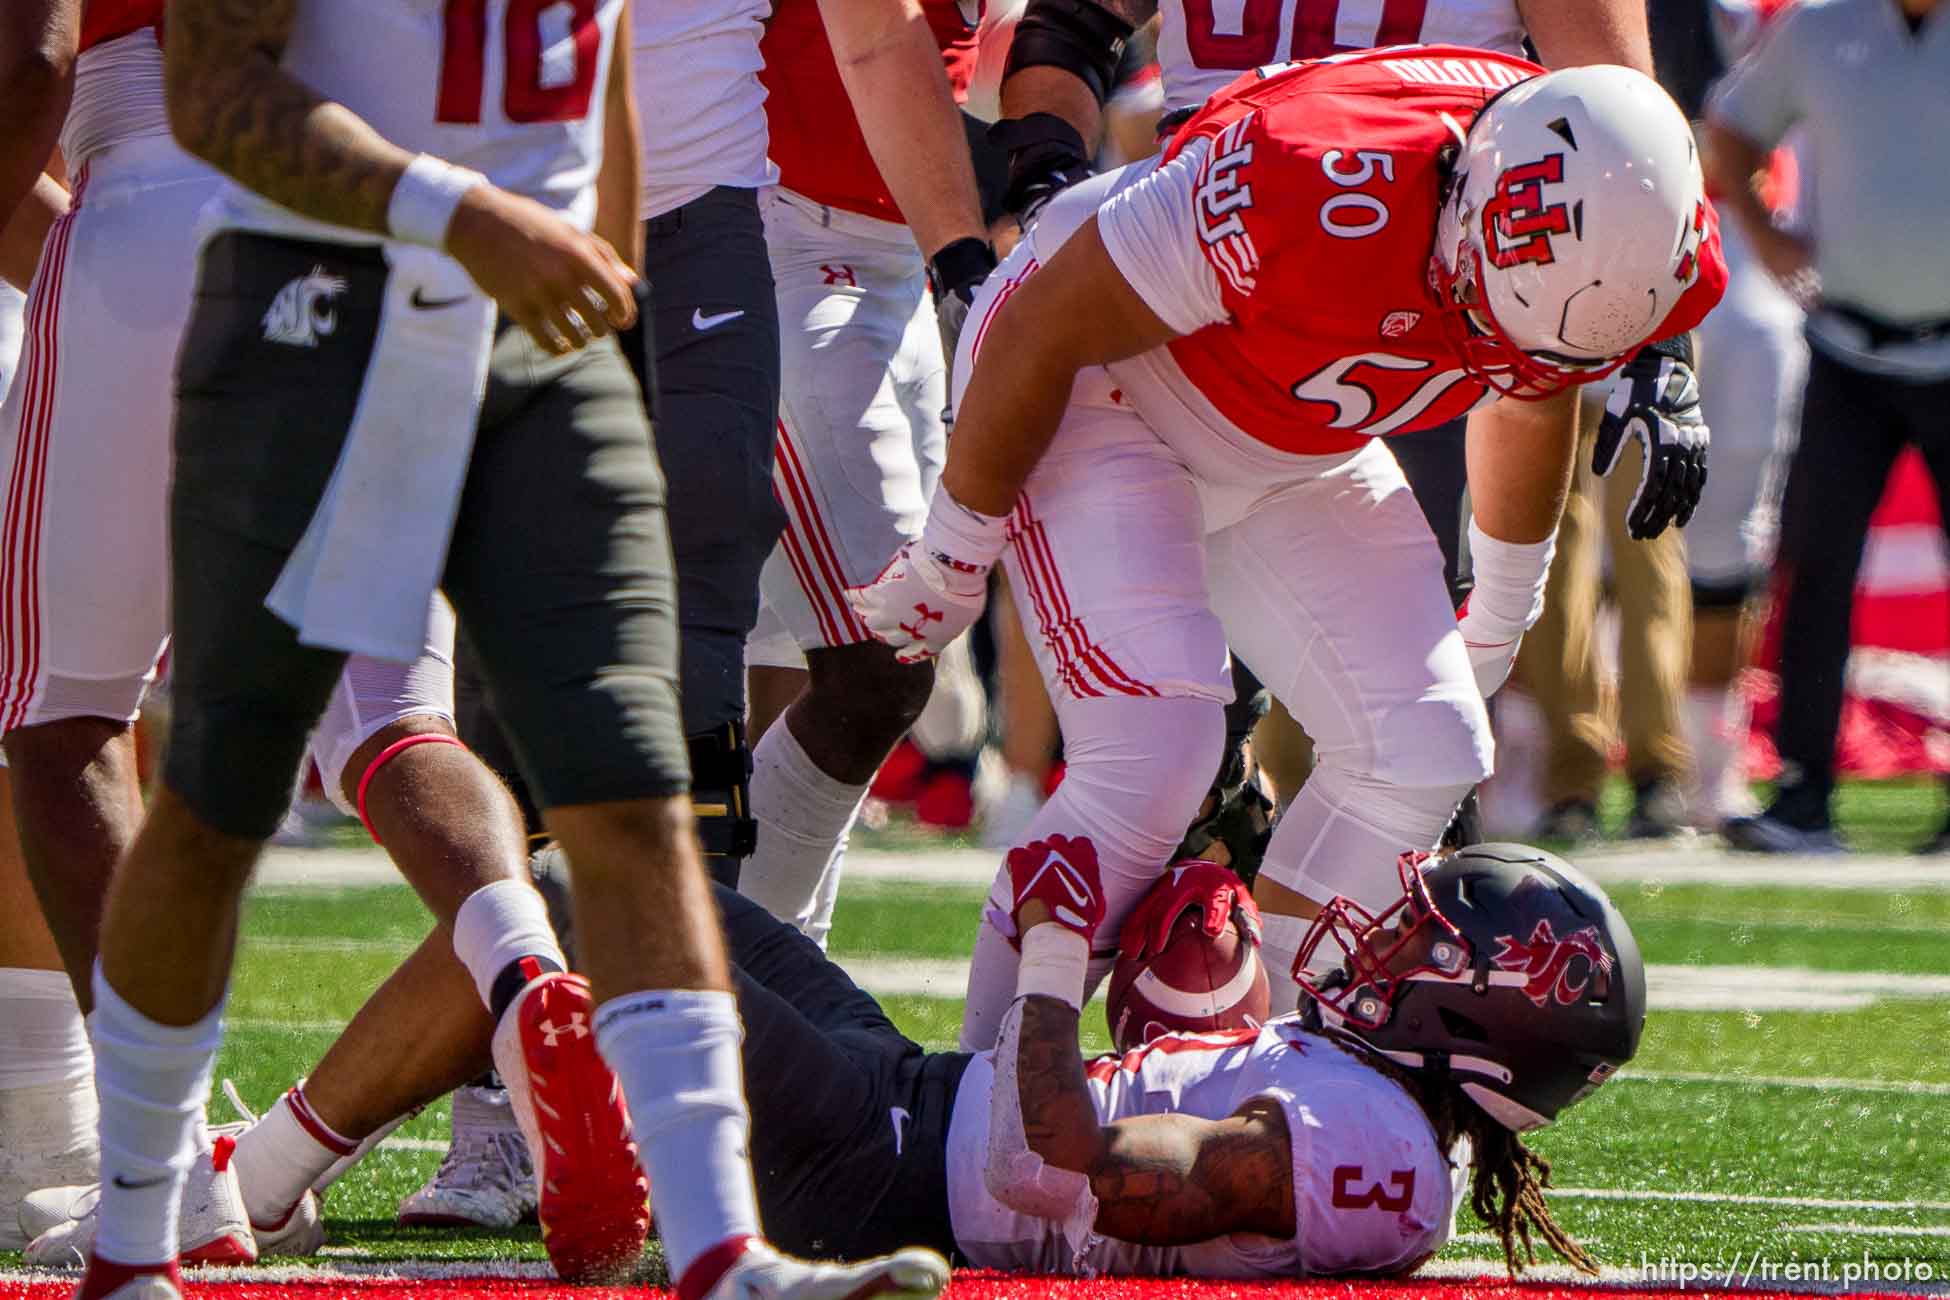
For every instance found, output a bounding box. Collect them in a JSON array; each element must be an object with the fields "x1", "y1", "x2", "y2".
[
  {"x1": 80, "y1": 0, "x2": 161, "y2": 52},
  {"x1": 761, "y1": 0, "x2": 975, "y2": 226},
  {"x1": 1154, "y1": 47, "x2": 1725, "y2": 456}
]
